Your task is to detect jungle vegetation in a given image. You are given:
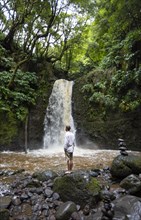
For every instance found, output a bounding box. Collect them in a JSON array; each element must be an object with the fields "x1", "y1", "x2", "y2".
[{"x1": 0, "y1": 0, "x2": 141, "y2": 122}]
